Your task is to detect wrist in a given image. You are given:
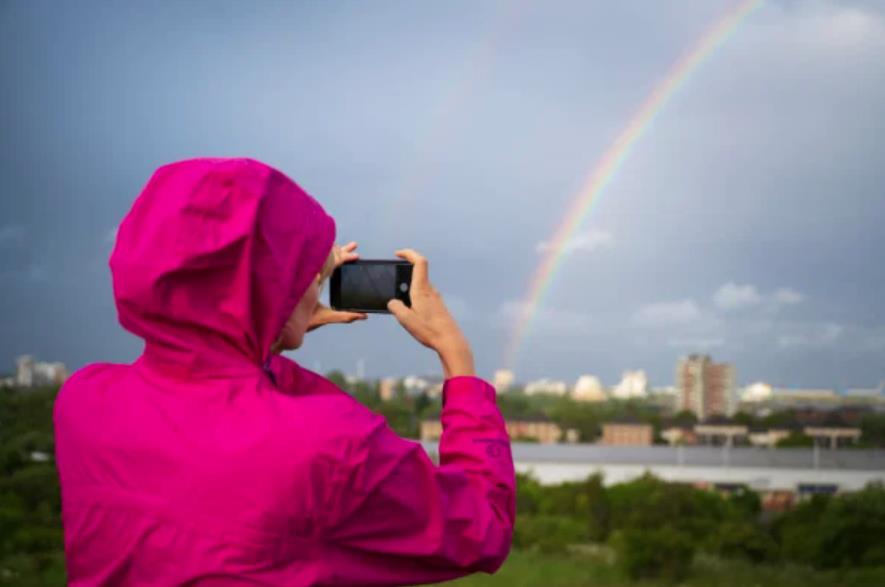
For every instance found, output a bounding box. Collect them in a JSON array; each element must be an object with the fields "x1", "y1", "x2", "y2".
[{"x1": 437, "y1": 342, "x2": 475, "y2": 379}]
